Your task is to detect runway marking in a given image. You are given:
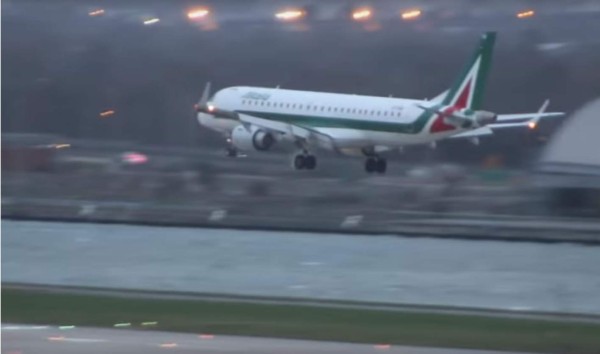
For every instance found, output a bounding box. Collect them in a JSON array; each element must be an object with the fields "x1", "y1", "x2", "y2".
[
  {"x1": 341, "y1": 215, "x2": 363, "y2": 228},
  {"x1": 160, "y1": 342, "x2": 178, "y2": 348},
  {"x1": 509, "y1": 306, "x2": 534, "y2": 311},
  {"x1": 288, "y1": 284, "x2": 308, "y2": 290},
  {"x1": 59, "y1": 325, "x2": 76, "y2": 330},
  {"x1": 48, "y1": 336, "x2": 65, "y2": 341},
  {"x1": 199, "y1": 334, "x2": 215, "y2": 339},
  {"x1": 2, "y1": 325, "x2": 50, "y2": 330},
  {"x1": 48, "y1": 335, "x2": 107, "y2": 343},
  {"x1": 141, "y1": 321, "x2": 158, "y2": 326},
  {"x1": 113, "y1": 322, "x2": 131, "y2": 328},
  {"x1": 374, "y1": 343, "x2": 391, "y2": 350},
  {"x1": 208, "y1": 209, "x2": 227, "y2": 222},
  {"x1": 62, "y1": 338, "x2": 107, "y2": 343},
  {"x1": 300, "y1": 261, "x2": 323, "y2": 266}
]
